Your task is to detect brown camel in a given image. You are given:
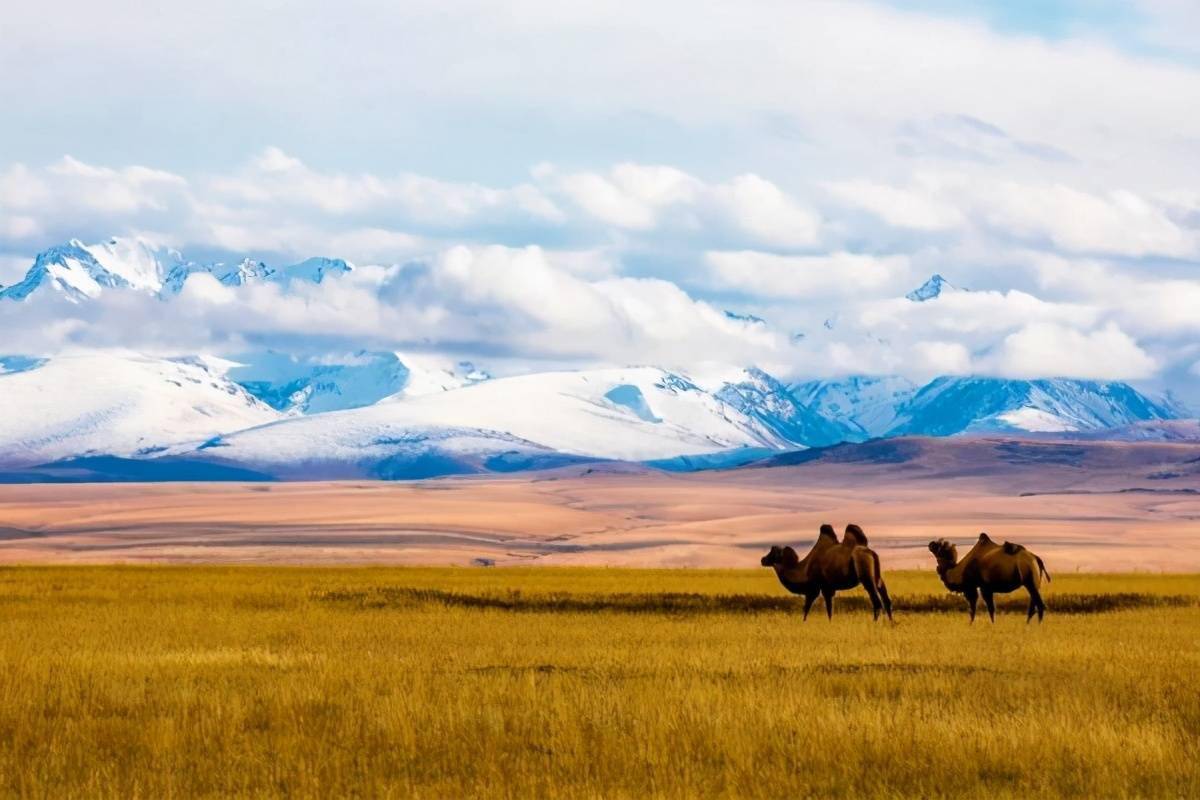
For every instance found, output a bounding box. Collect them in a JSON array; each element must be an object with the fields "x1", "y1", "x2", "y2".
[
  {"x1": 761, "y1": 523, "x2": 894, "y2": 621},
  {"x1": 928, "y1": 533, "x2": 1050, "y2": 623}
]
